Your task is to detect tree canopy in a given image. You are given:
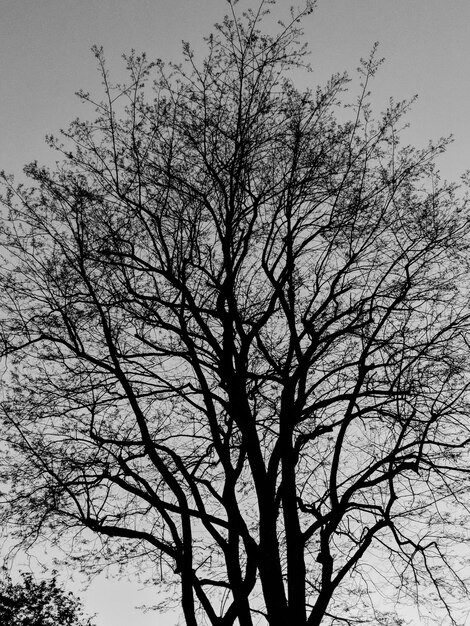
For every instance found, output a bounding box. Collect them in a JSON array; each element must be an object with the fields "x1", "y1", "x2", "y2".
[
  {"x1": 0, "y1": 572, "x2": 94, "y2": 626},
  {"x1": 1, "y1": 1, "x2": 470, "y2": 625}
]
